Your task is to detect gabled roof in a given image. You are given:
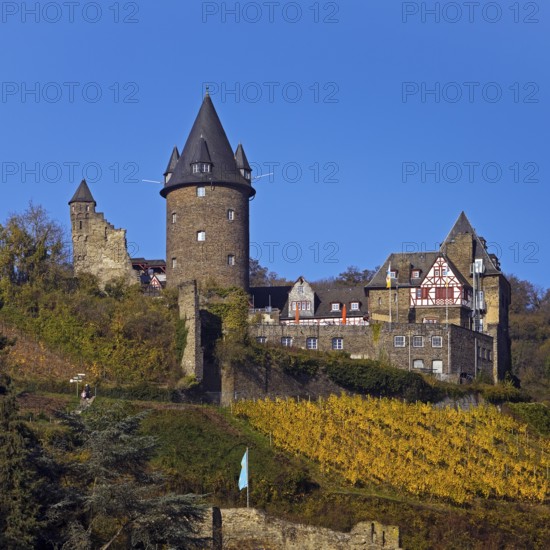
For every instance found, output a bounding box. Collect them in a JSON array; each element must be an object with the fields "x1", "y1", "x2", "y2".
[
  {"x1": 366, "y1": 252, "x2": 439, "y2": 289},
  {"x1": 164, "y1": 146, "x2": 179, "y2": 176},
  {"x1": 418, "y1": 255, "x2": 472, "y2": 288},
  {"x1": 440, "y1": 211, "x2": 501, "y2": 275},
  {"x1": 235, "y1": 143, "x2": 251, "y2": 171},
  {"x1": 69, "y1": 180, "x2": 96, "y2": 206},
  {"x1": 309, "y1": 287, "x2": 367, "y2": 319},
  {"x1": 160, "y1": 93, "x2": 255, "y2": 198},
  {"x1": 250, "y1": 284, "x2": 367, "y2": 319}
]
